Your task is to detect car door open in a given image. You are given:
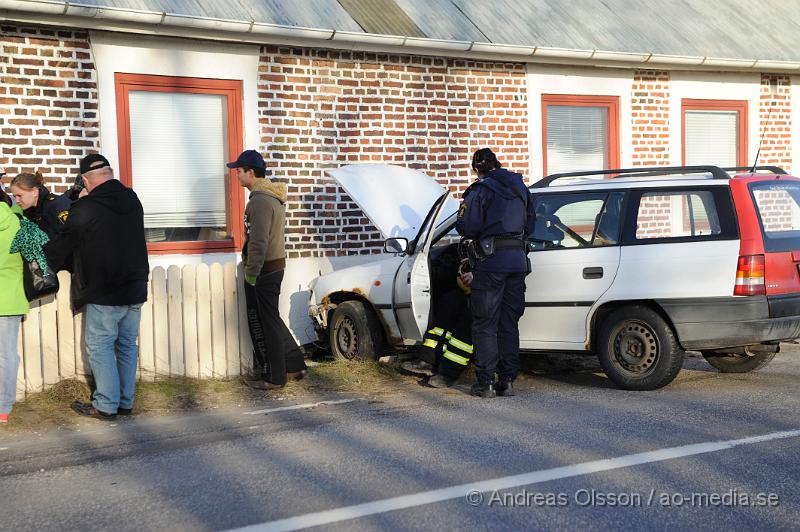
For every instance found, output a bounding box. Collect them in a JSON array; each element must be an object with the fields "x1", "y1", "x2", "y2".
[{"x1": 392, "y1": 191, "x2": 452, "y2": 344}]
